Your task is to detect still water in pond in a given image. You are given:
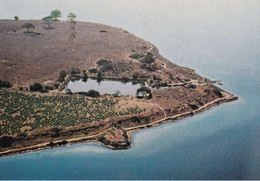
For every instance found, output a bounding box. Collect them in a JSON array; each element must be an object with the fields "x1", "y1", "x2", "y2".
[
  {"x1": 0, "y1": 0, "x2": 259, "y2": 180},
  {"x1": 67, "y1": 79, "x2": 141, "y2": 96}
]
